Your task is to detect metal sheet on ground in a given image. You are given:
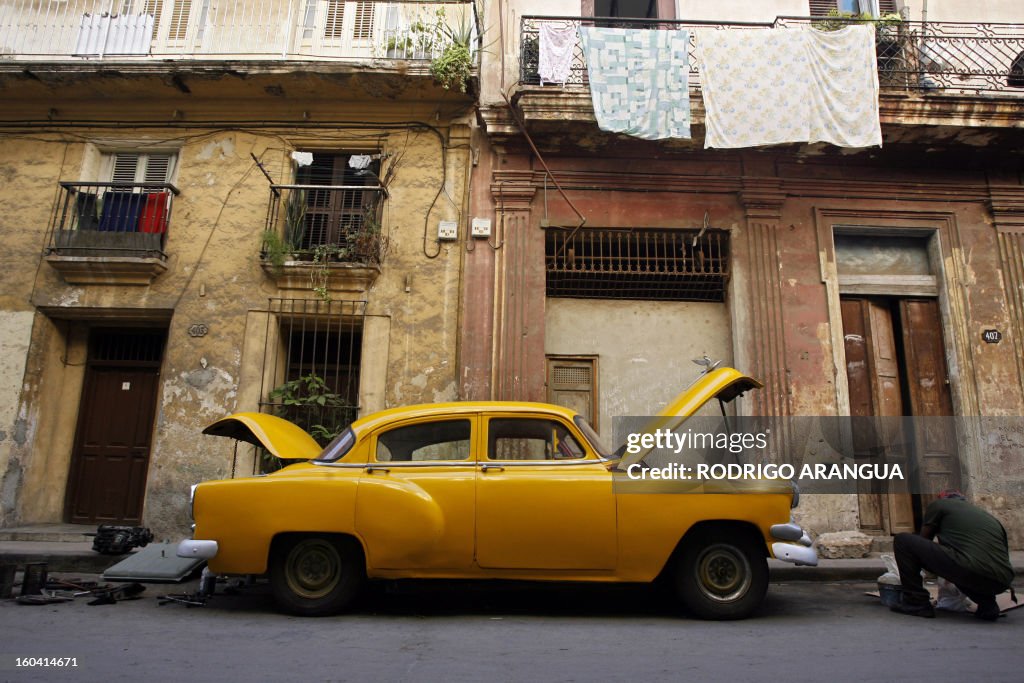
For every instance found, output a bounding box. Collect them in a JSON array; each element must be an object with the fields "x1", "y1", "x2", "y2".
[{"x1": 102, "y1": 542, "x2": 204, "y2": 582}]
